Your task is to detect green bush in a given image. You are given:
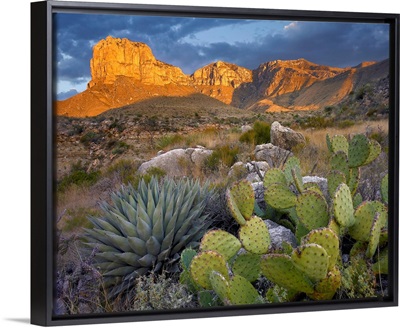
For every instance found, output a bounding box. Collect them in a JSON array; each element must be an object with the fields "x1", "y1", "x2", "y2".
[
  {"x1": 106, "y1": 159, "x2": 138, "y2": 184},
  {"x1": 57, "y1": 162, "x2": 100, "y2": 193},
  {"x1": 239, "y1": 121, "x2": 271, "y2": 145},
  {"x1": 80, "y1": 131, "x2": 104, "y2": 146},
  {"x1": 204, "y1": 145, "x2": 239, "y2": 171},
  {"x1": 111, "y1": 141, "x2": 129, "y2": 155},
  {"x1": 156, "y1": 134, "x2": 184, "y2": 150}
]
